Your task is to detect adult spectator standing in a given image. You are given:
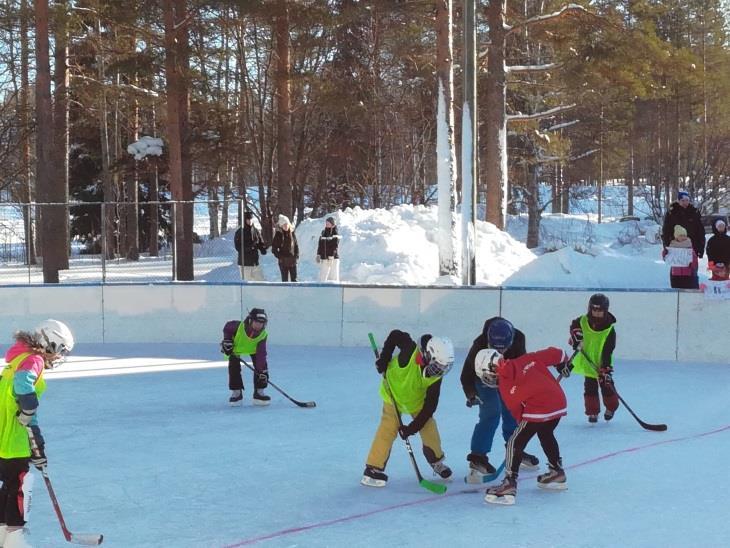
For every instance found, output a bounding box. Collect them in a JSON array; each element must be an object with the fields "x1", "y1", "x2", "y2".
[
  {"x1": 706, "y1": 218, "x2": 730, "y2": 270},
  {"x1": 662, "y1": 190, "x2": 705, "y2": 260},
  {"x1": 271, "y1": 214, "x2": 299, "y2": 282},
  {"x1": 316, "y1": 216, "x2": 341, "y2": 282},
  {"x1": 234, "y1": 211, "x2": 268, "y2": 281}
]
